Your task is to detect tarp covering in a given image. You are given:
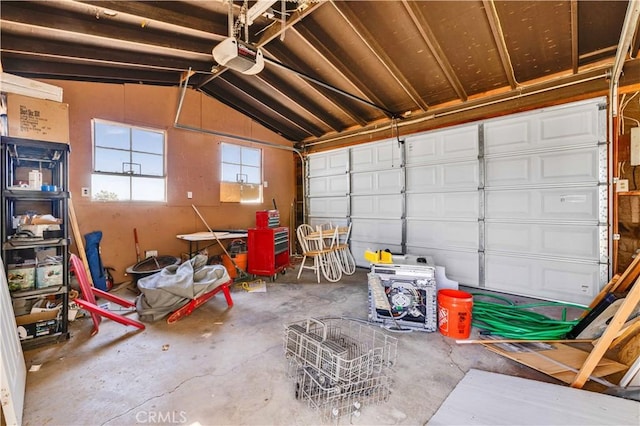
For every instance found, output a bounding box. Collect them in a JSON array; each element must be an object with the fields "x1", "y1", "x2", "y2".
[{"x1": 136, "y1": 255, "x2": 230, "y2": 322}]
